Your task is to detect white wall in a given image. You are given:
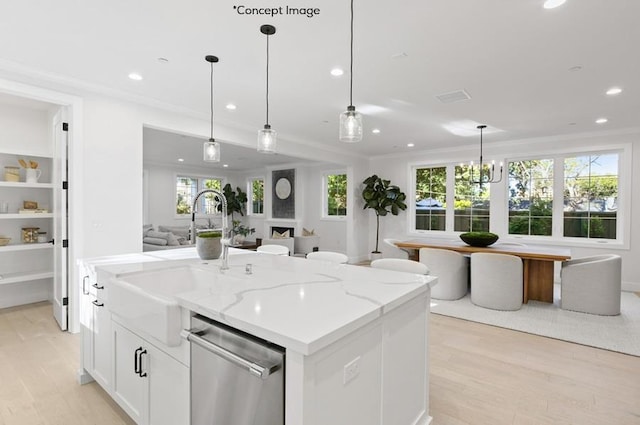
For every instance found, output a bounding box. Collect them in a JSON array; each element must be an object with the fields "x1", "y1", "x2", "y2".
[{"x1": 369, "y1": 132, "x2": 640, "y2": 290}]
